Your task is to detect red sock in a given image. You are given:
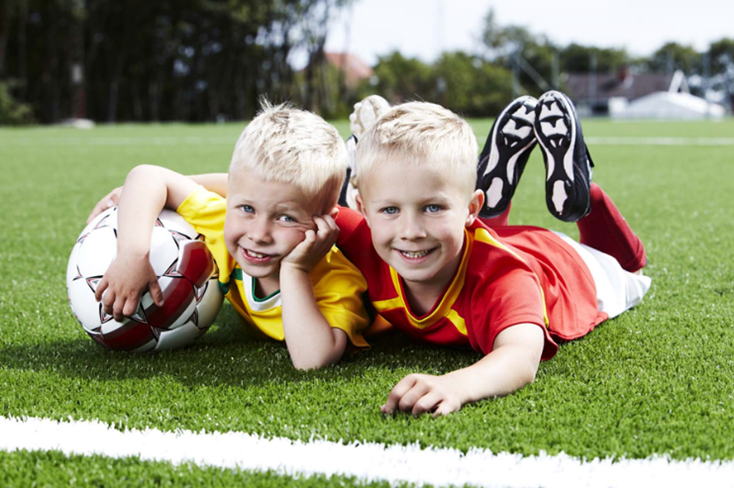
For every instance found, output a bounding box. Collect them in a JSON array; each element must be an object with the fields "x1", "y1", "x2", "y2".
[
  {"x1": 577, "y1": 183, "x2": 647, "y2": 272},
  {"x1": 479, "y1": 202, "x2": 512, "y2": 227}
]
